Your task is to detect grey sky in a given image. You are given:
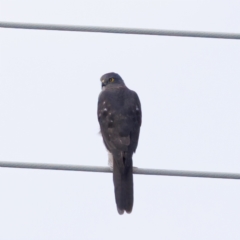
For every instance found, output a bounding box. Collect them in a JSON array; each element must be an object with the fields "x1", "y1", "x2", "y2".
[{"x1": 0, "y1": 0, "x2": 240, "y2": 239}]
